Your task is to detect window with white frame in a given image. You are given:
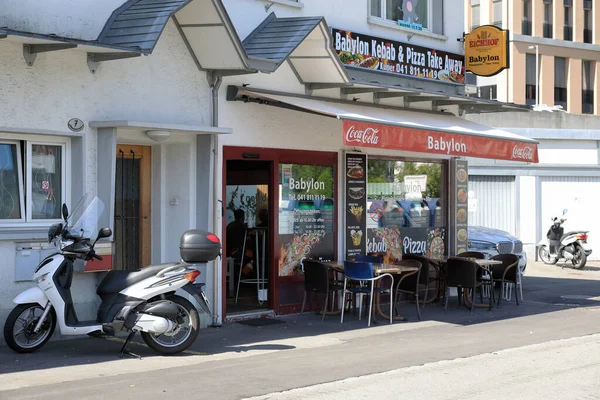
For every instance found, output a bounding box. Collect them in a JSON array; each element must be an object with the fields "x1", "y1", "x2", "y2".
[
  {"x1": 370, "y1": 0, "x2": 445, "y2": 35},
  {"x1": 0, "y1": 137, "x2": 67, "y2": 223}
]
